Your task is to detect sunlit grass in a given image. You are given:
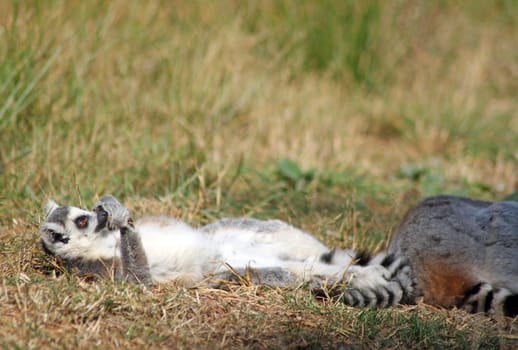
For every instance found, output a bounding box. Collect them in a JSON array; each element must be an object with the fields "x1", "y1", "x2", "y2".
[{"x1": 0, "y1": 1, "x2": 517, "y2": 348}]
